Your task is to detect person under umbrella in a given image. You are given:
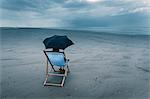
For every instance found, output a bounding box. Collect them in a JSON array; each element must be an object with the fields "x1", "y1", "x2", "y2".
[
  {"x1": 52, "y1": 48, "x2": 65, "y2": 72},
  {"x1": 43, "y1": 35, "x2": 74, "y2": 72}
]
